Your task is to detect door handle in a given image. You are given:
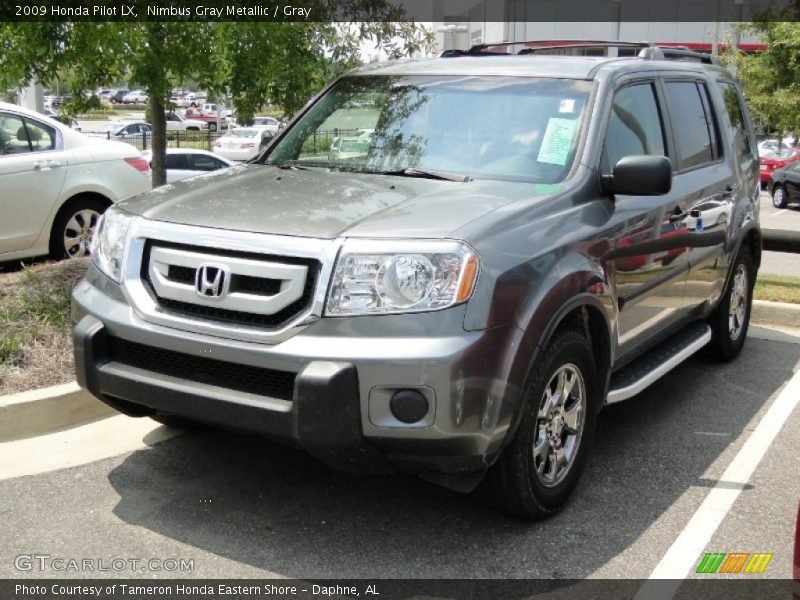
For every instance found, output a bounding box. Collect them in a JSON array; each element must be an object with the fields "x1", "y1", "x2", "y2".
[
  {"x1": 33, "y1": 160, "x2": 60, "y2": 171},
  {"x1": 669, "y1": 209, "x2": 688, "y2": 223}
]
